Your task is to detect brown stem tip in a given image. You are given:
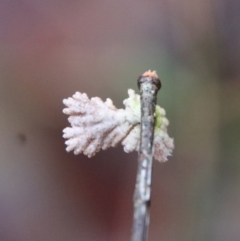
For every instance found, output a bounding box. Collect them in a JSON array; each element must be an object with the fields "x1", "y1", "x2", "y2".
[
  {"x1": 138, "y1": 70, "x2": 161, "y2": 91},
  {"x1": 142, "y1": 70, "x2": 158, "y2": 78}
]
